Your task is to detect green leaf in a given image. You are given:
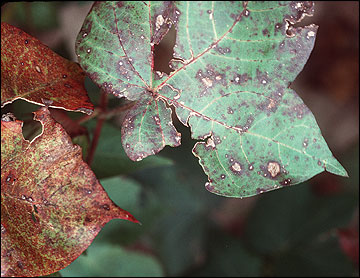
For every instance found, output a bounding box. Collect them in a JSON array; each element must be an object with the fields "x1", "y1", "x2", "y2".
[
  {"x1": 133, "y1": 165, "x2": 221, "y2": 275},
  {"x1": 84, "y1": 120, "x2": 174, "y2": 179},
  {"x1": 59, "y1": 242, "x2": 164, "y2": 277},
  {"x1": 3, "y1": 2, "x2": 60, "y2": 32},
  {"x1": 273, "y1": 235, "x2": 355, "y2": 276},
  {"x1": 76, "y1": 1, "x2": 347, "y2": 197},
  {"x1": 97, "y1": 175, "x2": 167, "y2": 246},
  {"x1": 192, "y1": 232, "x2": 261, "y2": 277},
  {"x1": 244, "y1": 185, "x2": 358, "y2": 255}
]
